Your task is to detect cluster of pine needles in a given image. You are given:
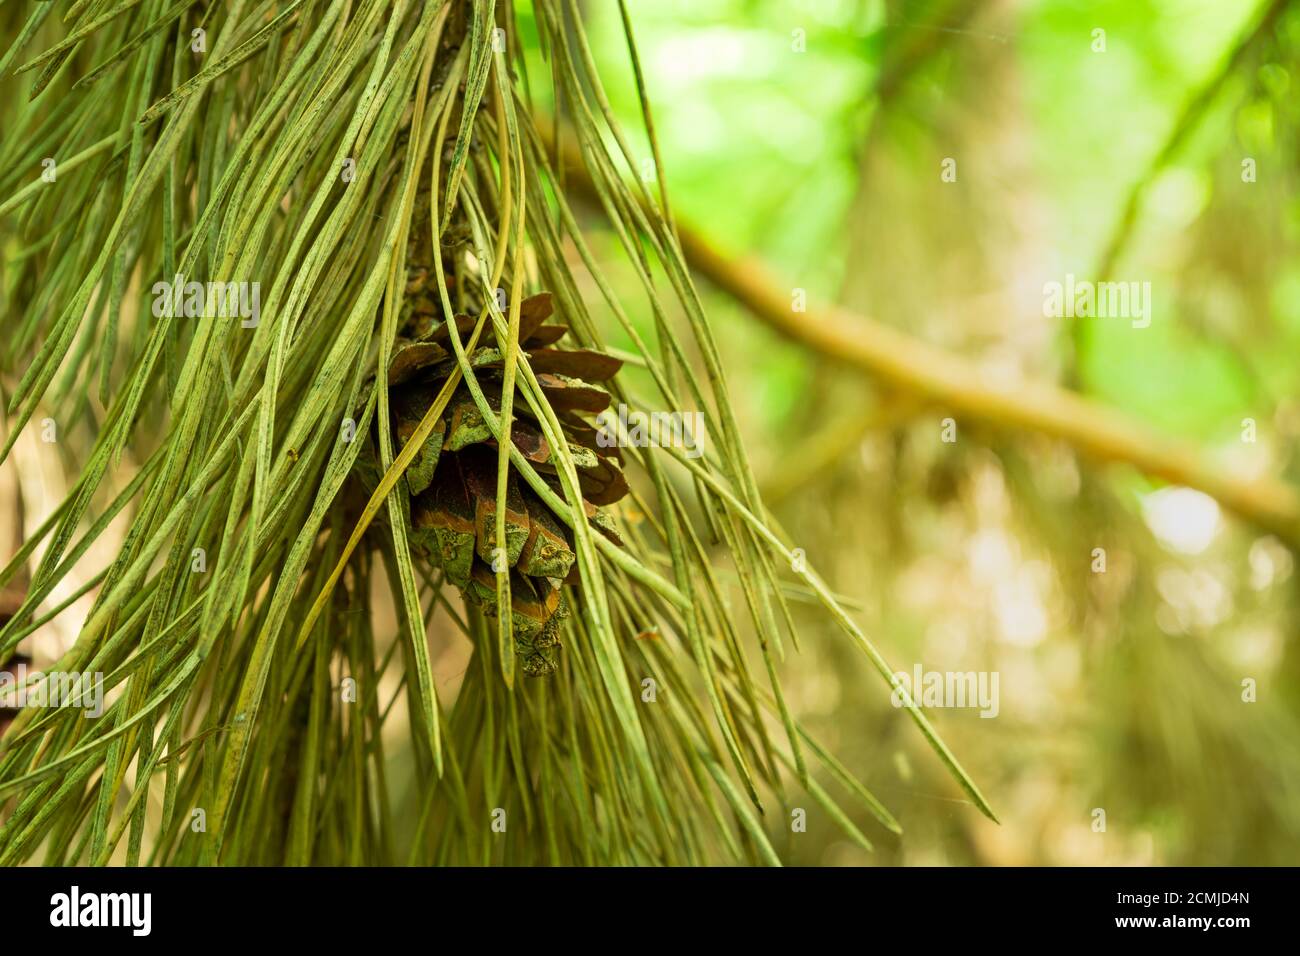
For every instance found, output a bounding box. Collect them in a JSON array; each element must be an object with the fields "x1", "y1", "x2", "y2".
[{"x1": 0, "y1": 0, "x2": 994, "y2": 865}]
